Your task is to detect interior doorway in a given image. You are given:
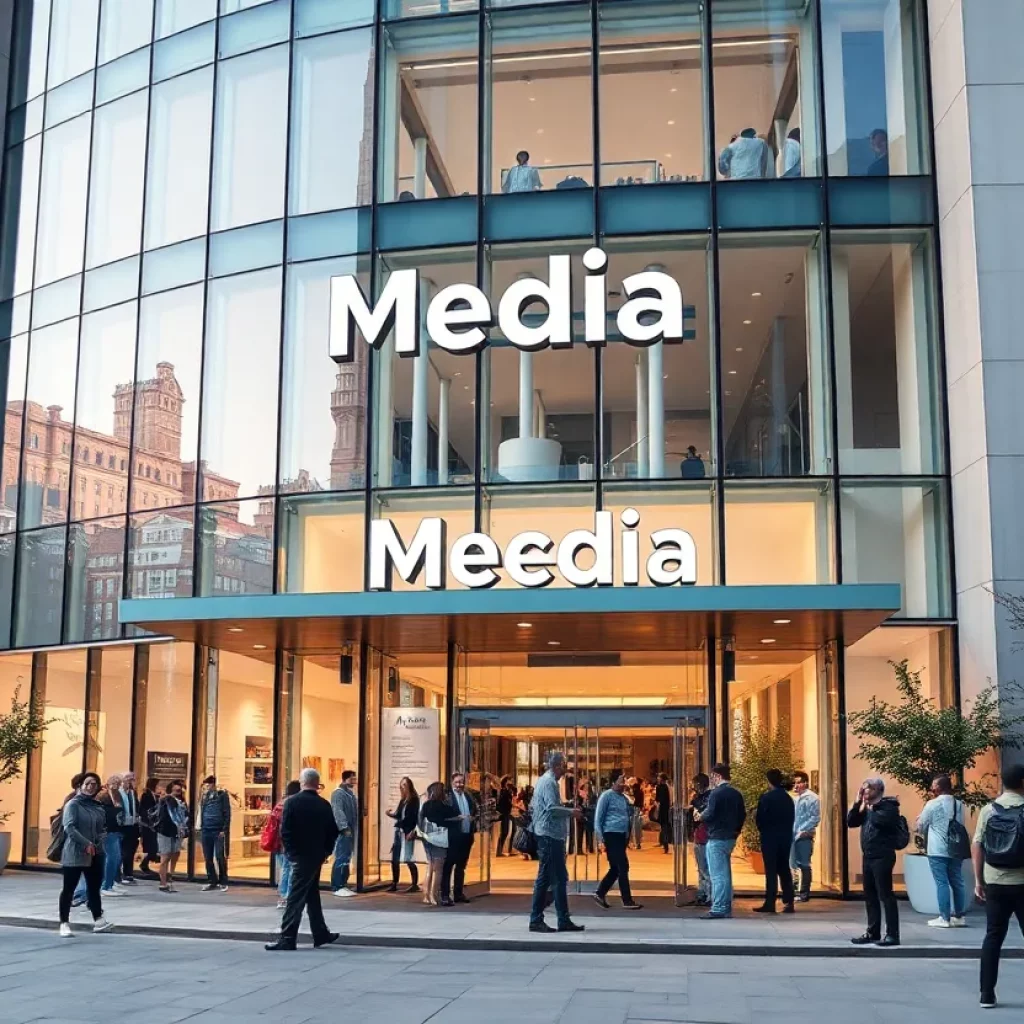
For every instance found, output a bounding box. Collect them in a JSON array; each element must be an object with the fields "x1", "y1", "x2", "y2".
[{"x1": 455, "y1": 707, "x2": 705, "y2": 905}]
